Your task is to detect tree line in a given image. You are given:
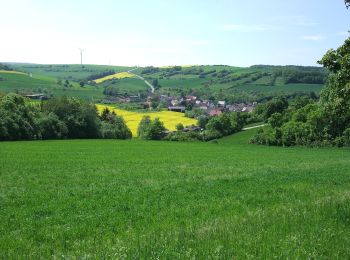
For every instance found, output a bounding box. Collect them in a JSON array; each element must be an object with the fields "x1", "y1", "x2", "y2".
[{"x1": 0, "y1": 94, "x2": 131, "y2": 141}]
